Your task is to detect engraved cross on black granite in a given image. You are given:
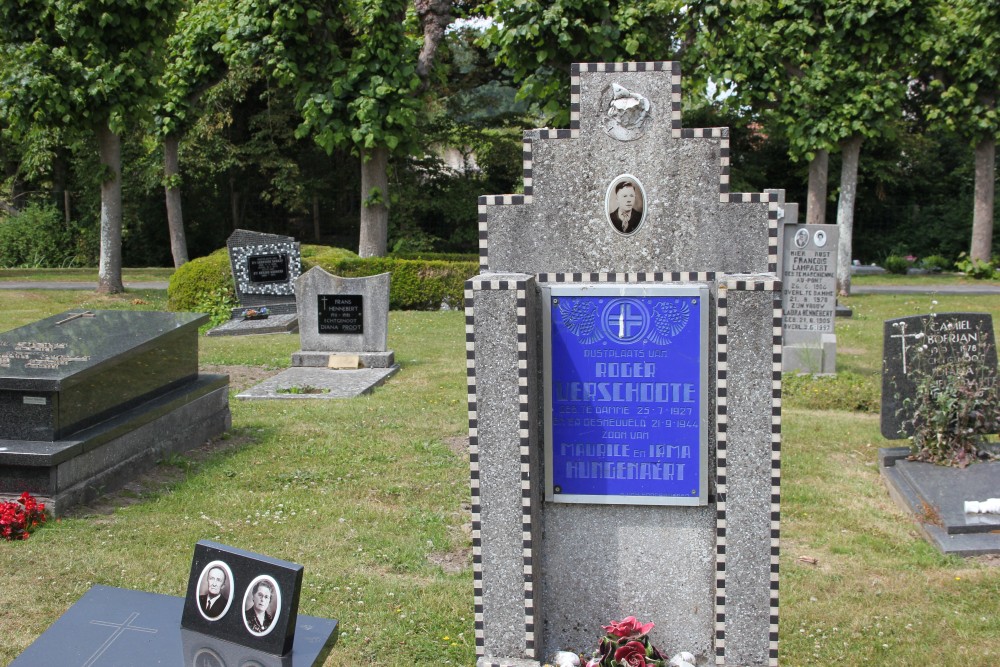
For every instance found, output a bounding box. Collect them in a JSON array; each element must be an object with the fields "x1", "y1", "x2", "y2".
[
  {"x1": 56, "y1": 311, "x2": 95, "y2": 326},
  {"x1": 82, "y1": 612, "x2": 158, "y2": 667}
]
